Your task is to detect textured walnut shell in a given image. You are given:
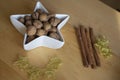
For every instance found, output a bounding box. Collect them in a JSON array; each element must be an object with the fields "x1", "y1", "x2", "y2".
[
  {"x1": 50, "y1": 27, "x2": 57, "y2": 32},
  {"x1": 49, "y1": 17, "x2": 61, "y2": 27},
  {"x1": 27, "y1": 26, "x2": 36, "y2": 36},
  {"x1": 33, "y1": 20, "x2": 43, "y2": 29},
  {"x1": 49, "y1": 17, "x2": 55, "y2": 26},
  {"x1": 36, "y1": 9, "x2": 43, "y2": 14},
  {"x1": 54, "y1": 18, "x2": 61, "y2": 26},
  {"x1": 26, "y1": 36, "x2": 35, "y2": 43},
  {"x1": 18, "y1": 17, "x2": 25, "y2": 24},
  {"x1": 43, "y1": 22, "x2": 52, "y2": 31},
  {"x1": 48, "y1": 14, "x2": 55, "y2": 20},
  {"x1": 24, "y1": 15, "x2": 31, "y2": 21},
  {"x1": 49, "y1": 32, "x2": 60, "y2": 40},
  {"x1": 36, "y1": 29, "x2": 46, "y2": 36},
  {"x1": 25, "y1": 20, "x2": 32, "y2": 27},
  {"x1": 31, "y1": 12, "x2": 39, "y2": 20},
  {"x1": 39, "y1": 13, "x2": 48, "y2": 22}
]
